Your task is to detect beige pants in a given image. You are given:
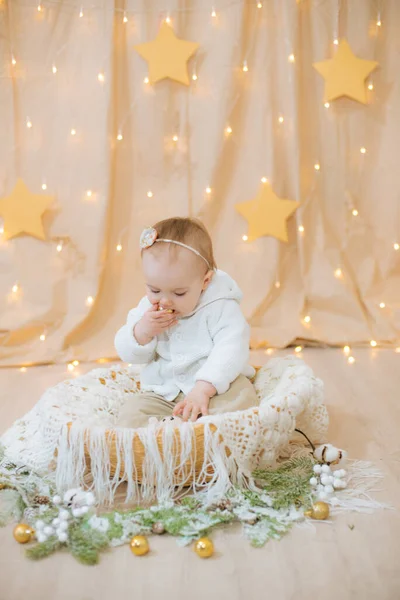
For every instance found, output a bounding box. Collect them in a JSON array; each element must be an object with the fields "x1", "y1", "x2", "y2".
[{"x1": 117, "y1": 375, "x2": 259, "y2": 428}]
